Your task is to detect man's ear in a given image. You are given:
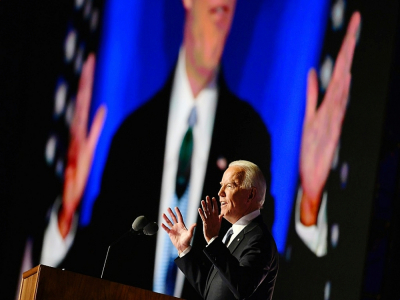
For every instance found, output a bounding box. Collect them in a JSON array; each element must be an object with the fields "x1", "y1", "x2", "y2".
[
  {"x1": 248, "y1": 187, "x2": 257, "y2": 202},
  {"x1": 182, "y1": 0, "x2": 193, "y2": 10}
]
